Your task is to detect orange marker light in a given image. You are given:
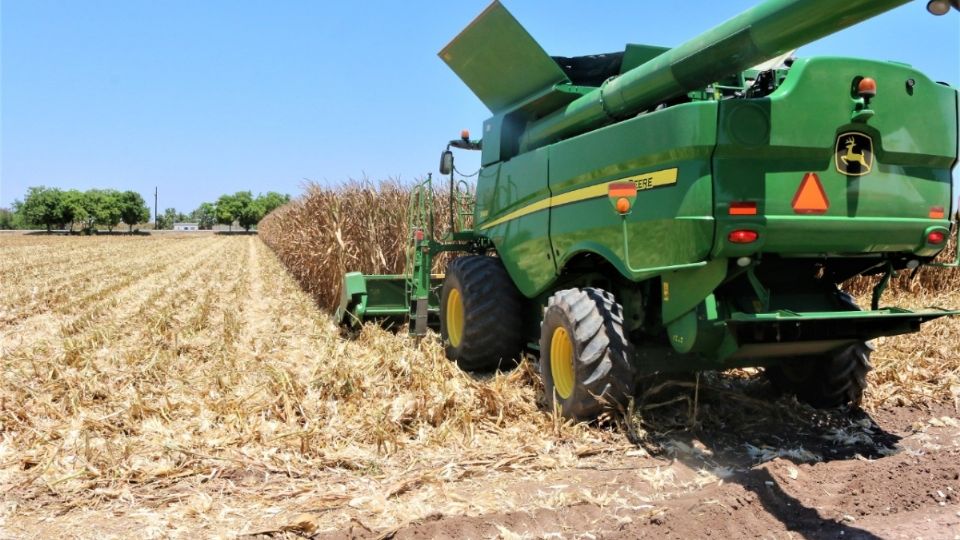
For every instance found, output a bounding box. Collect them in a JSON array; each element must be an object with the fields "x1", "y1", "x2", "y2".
[
  {"x1": 929, "y1": 206, "x2": 945, "y2": 219},
  {"x1": 792, "y1": 173, "x2": 829, "y2": 214},
  {"x1": 608, "y1": 182, "x2": 637, "y2": 198},
  {"x1": 729, "y1": 201, "x2": 757, "y2": 216},
  {"x1": 608, "y1": 182, "x2": 637, "y2": 215},
  {"x1": 460, "y1": 129, "x2": 470, "y2": 140},
  {"x1": 857, "y1": 77, "x2": 877, "y2": 98}
]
